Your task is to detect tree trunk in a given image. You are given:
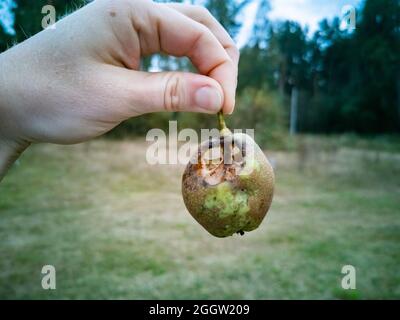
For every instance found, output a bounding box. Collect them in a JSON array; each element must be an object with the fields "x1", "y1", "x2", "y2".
[
  {"x1": 279, "y1": 57, "x2": 287, "y2": 96},
  {"x1": 290, "y1": 87, "x2": 299, "y2": 135}
]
